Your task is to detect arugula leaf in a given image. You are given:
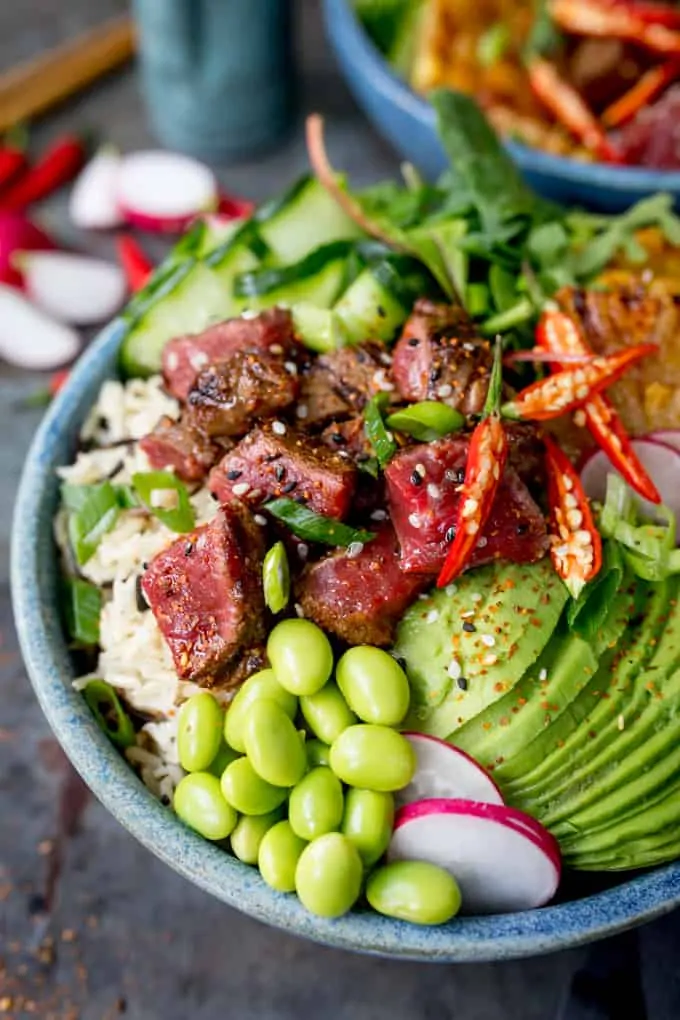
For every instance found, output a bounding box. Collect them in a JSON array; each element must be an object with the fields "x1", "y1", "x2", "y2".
[{"x1": 364, "y1": 393, "x2": 397, "y2": 467}]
